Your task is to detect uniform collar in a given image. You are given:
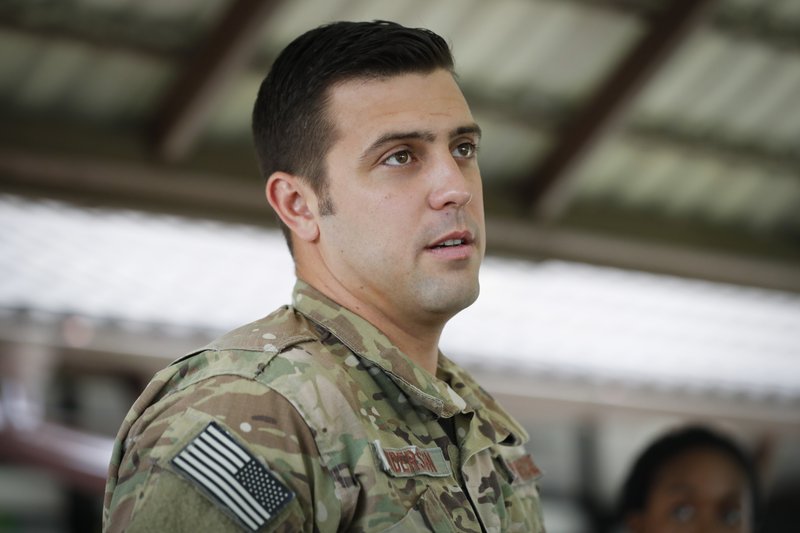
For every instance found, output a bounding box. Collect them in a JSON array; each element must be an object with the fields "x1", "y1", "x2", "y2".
[
  {"x1": 437, "y1": 355, "x2": 527, "y2": 447},
  {"x1": 292, "y1": 279, "x2": 467, "y2": 418},
  {"x1": 292, "y1": 280, "x2": 526, "y2": 446}
]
